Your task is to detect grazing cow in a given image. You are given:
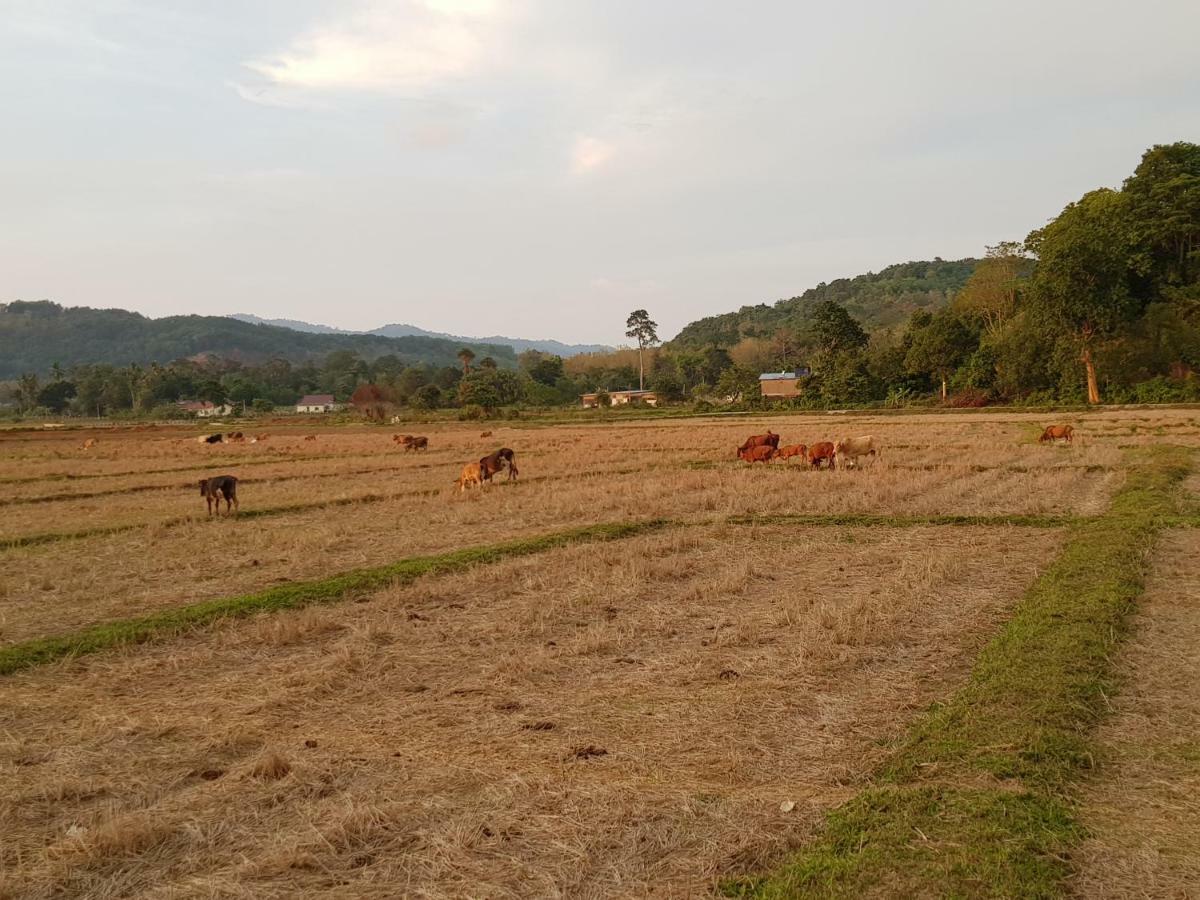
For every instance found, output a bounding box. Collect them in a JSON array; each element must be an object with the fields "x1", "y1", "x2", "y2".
[
  {"x1": 255, "y1": 434, "x2": 268, "y2": 442},
  {"x1": 405, "y1": 436, "x2": 428, "y2": 452},
  {"x1": 225, "y1": 431, "x2": 245, "y2": 444},
  {"x1": 807, "y1": 441, "x2": 836, "y2": 469},
  {"x1": 199, "y1": 475, "x2": 239, "y2": 515},
  {"x1": 739, "y1": 445, "x2": 776, "y2": 464},
  {"x1": 455, "y1": 461, "x2": 483, "y2": 492},
  {"x1": 833, "y1": 435, "x2": 879, "y2": 469},
  {"x1": 737, "y1": 431, "x2": 780, "y2": 456},
  {"x1": 480, "y1": 447, "x2": 517, "y2": 482},
  {"x1": 480, "y1": 430, "x2": 493, "y2": 438},
  {"x1": 774, "y1": 443, "x2": 807, "y2": 463},
  {"x1": 1038, "y1": 424, "x2": 1074, "y2": 444},
  {"x1": 199, "y1": 433, "x2": 223, "y2": 444},
  {"x1": 80, "y1": 438, "x2": 97, "y2": 451},
  {"x1": 304, "y1": 435, "x2": 317, "y2": 442}
]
